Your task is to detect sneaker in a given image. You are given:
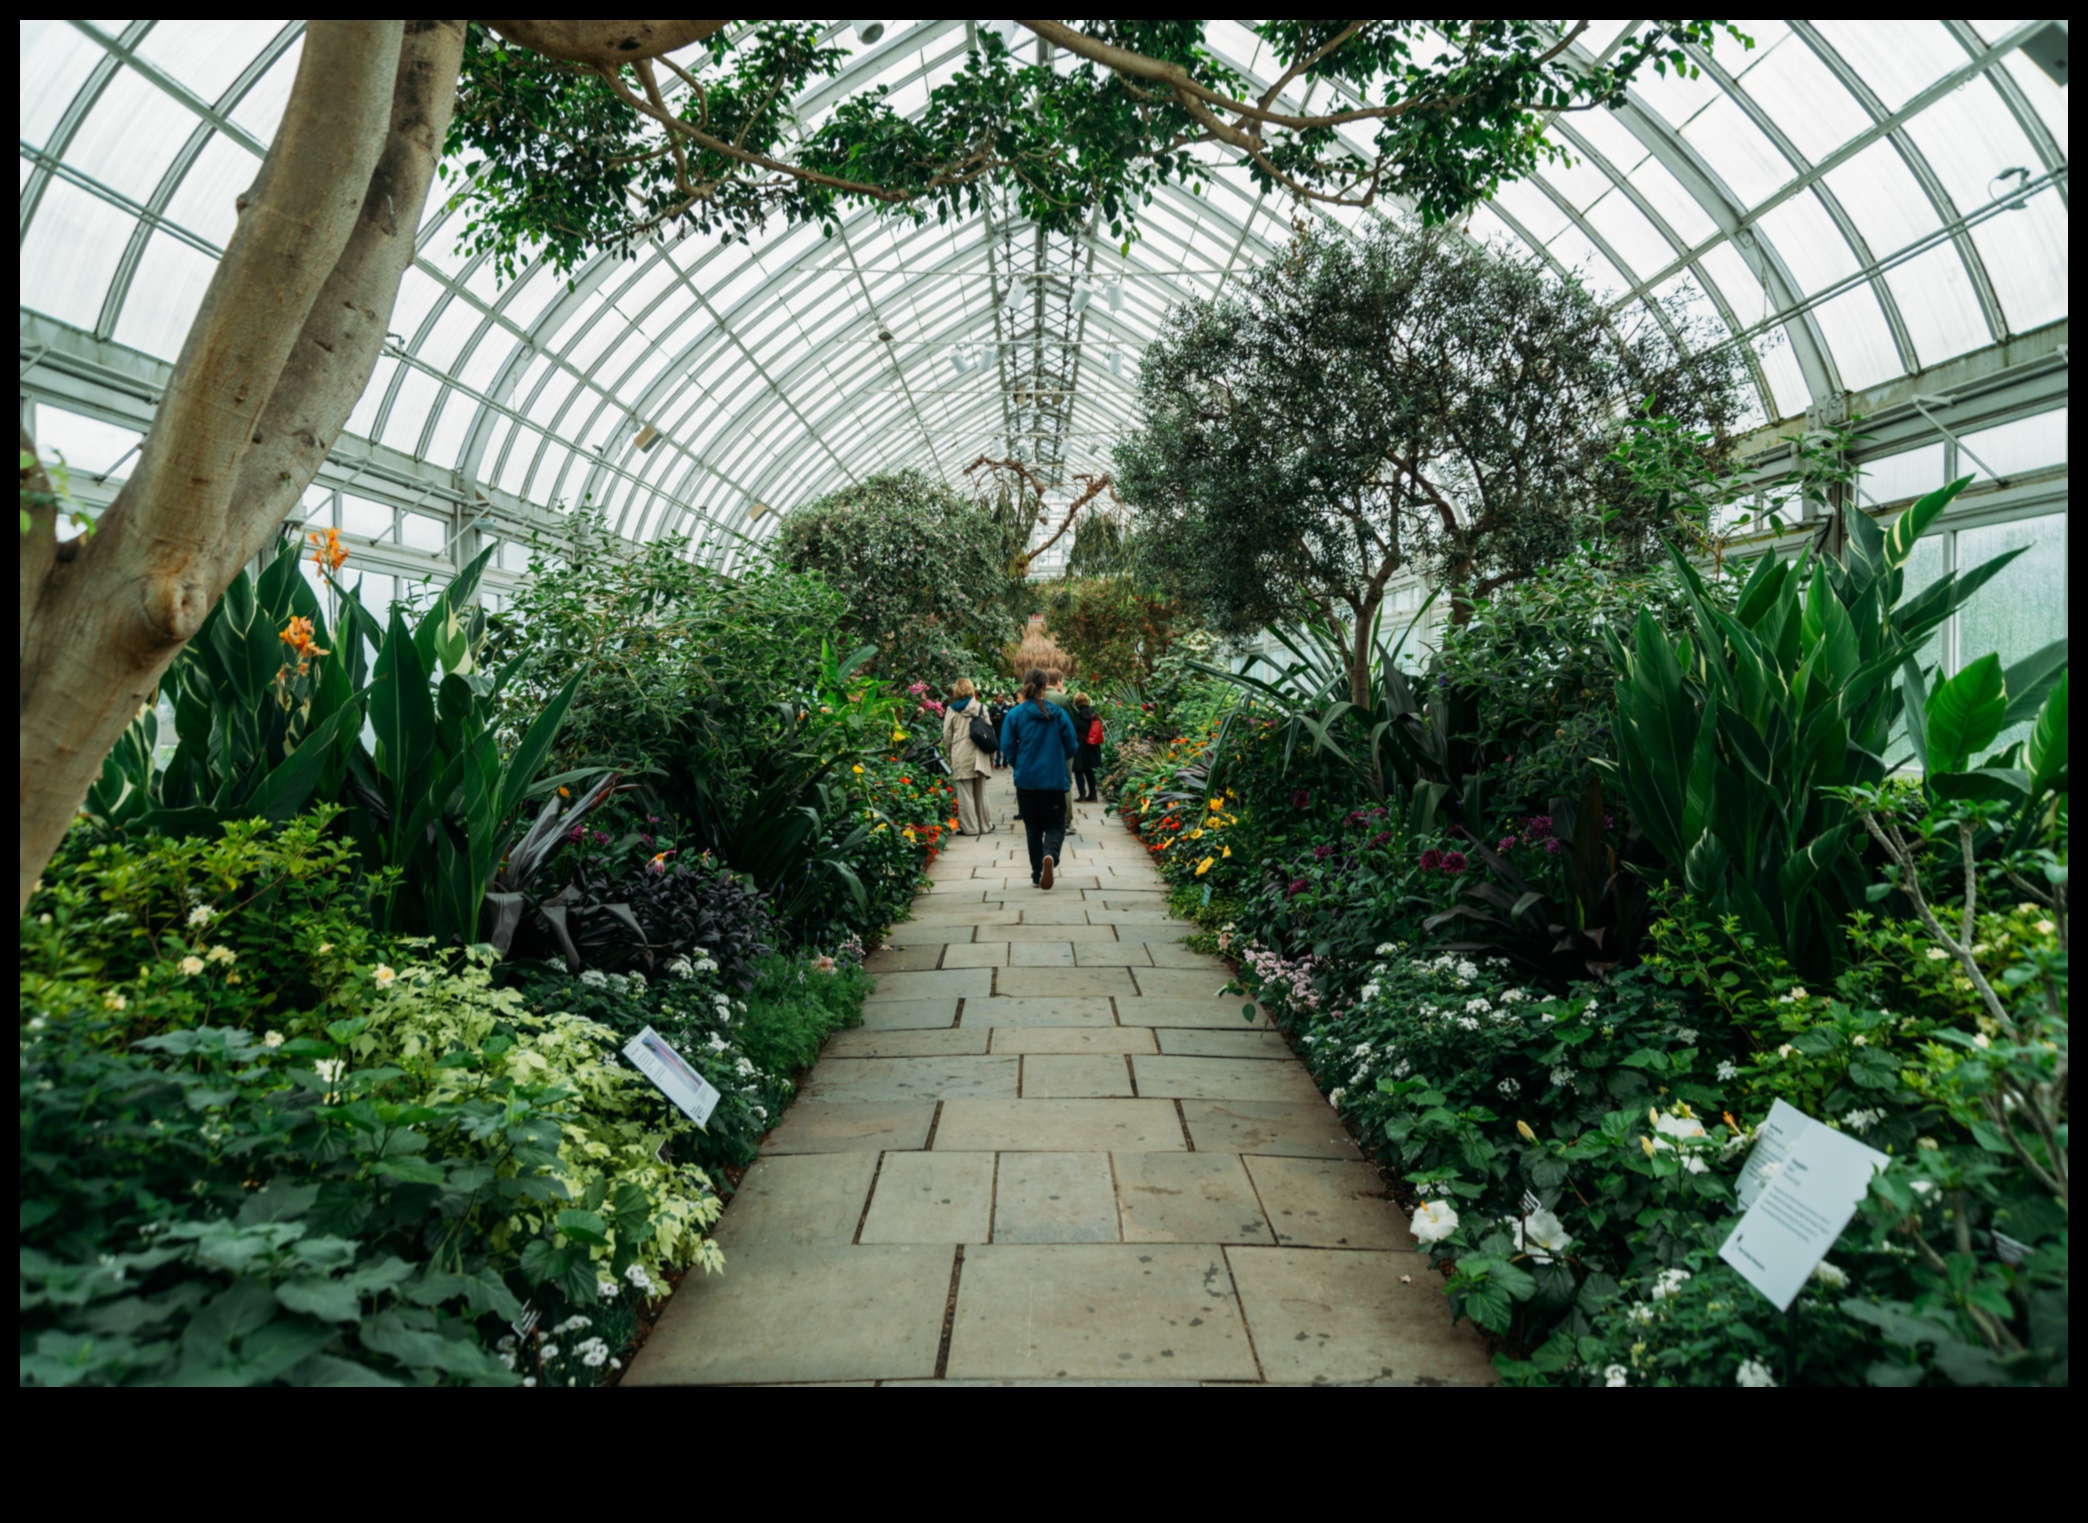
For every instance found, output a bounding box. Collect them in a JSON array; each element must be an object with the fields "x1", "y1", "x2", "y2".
[{"x1": 1040, "y1": 855, "x2": 1055, "y2": 891}]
